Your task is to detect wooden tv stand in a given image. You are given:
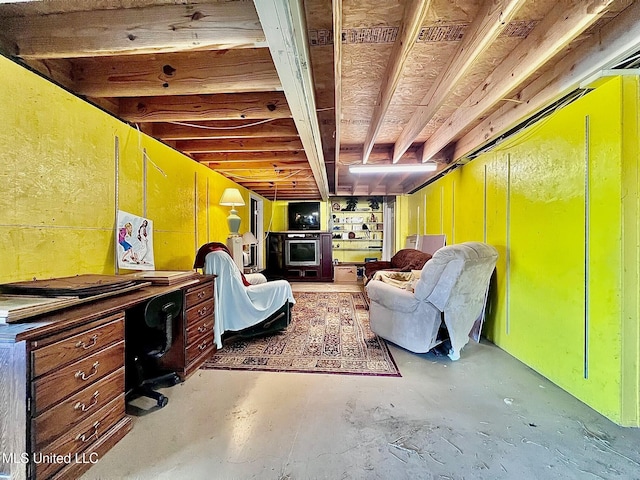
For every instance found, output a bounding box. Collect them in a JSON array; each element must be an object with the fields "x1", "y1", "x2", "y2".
[
  {"x1": 266, "y1": 232, "x2": 333, "y2": 281},
  {"x1": 0, "y1": 275, "x2": 215, "y2": 480}
]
